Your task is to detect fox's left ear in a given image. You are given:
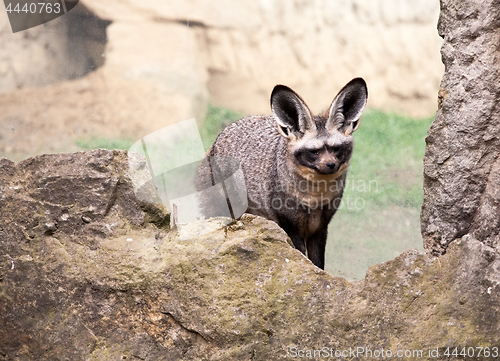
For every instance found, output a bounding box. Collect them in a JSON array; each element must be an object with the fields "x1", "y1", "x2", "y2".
[{"x1": 326, "y1": 78, "x2": 368, "y2": 135}]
